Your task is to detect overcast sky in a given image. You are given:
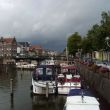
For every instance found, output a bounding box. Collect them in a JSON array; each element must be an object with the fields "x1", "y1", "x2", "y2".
[{"x1": 0, "y1": 0, "x2": 110, "y2": 51}]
